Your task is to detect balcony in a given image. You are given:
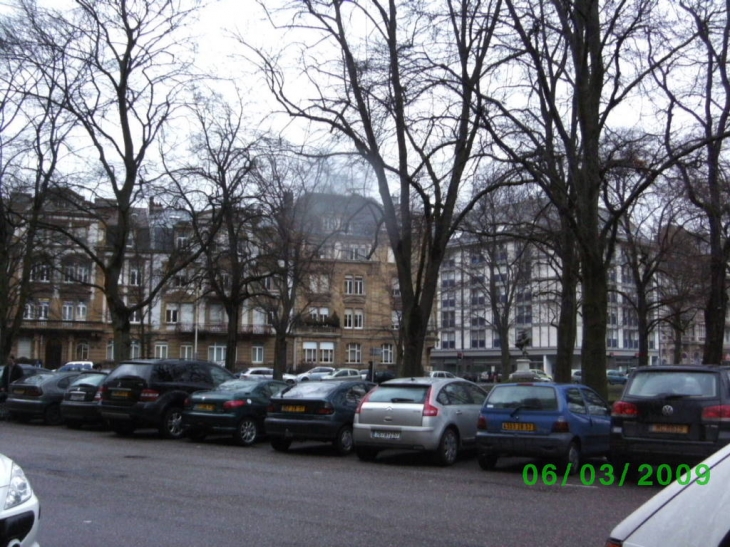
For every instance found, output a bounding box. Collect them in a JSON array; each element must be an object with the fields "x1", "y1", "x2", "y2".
[
  {"x1": 174, "y1": 322, "x2": 274, "y2": 336},
  {"x1": 20, "y1": 319, "x2": 106, "y2": 334}
]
